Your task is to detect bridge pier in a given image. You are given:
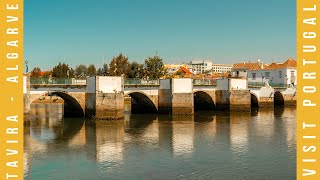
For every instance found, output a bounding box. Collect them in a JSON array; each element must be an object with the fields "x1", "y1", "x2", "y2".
[
  {"x1": 215, "y1": 78, "x2": 251, "y2": 112},
  {"x1": 284, "y1": 95, "x2": 296, "y2": 106},
  {"x1": 281, "y1": 88, "x2": 297, "y2": 106},
  {"x1": 23, "y1": 75, "x2": 31, "y2": 124},
  {"x1": 172, "y1": 78, "x2": 194, "y2": 115},
  {"x1": 158, "y1": 79, "x2": 172, "y2": 114},
  {"x1": 159, "y1": 79, "x2": 194, "y2": 115},
  {"x1": 230, "y1": 90, "x2": 251, "y2": 111},
  {"x1": 215, "y1": 90, "x2": 230, "y2": 111},
  {"x1": 85, "y1": 76, "x2": 124, "y2": 120},
  {"x1": 258, "y1": 87, "x2": 274, "y2": 108},
  {"x1": 24, "y1": 93, "x2": 31, "y2": 124}
]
